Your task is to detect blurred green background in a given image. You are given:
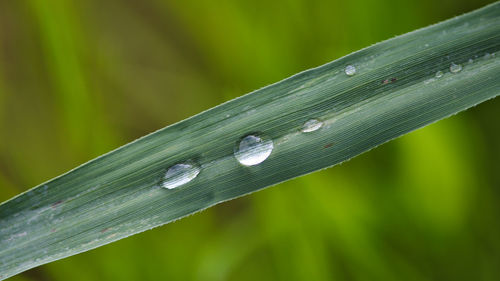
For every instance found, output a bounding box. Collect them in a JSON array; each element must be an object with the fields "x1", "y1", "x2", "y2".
[{"x1": 1, "y1": 0, "x2": 499, "y2": 280}]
